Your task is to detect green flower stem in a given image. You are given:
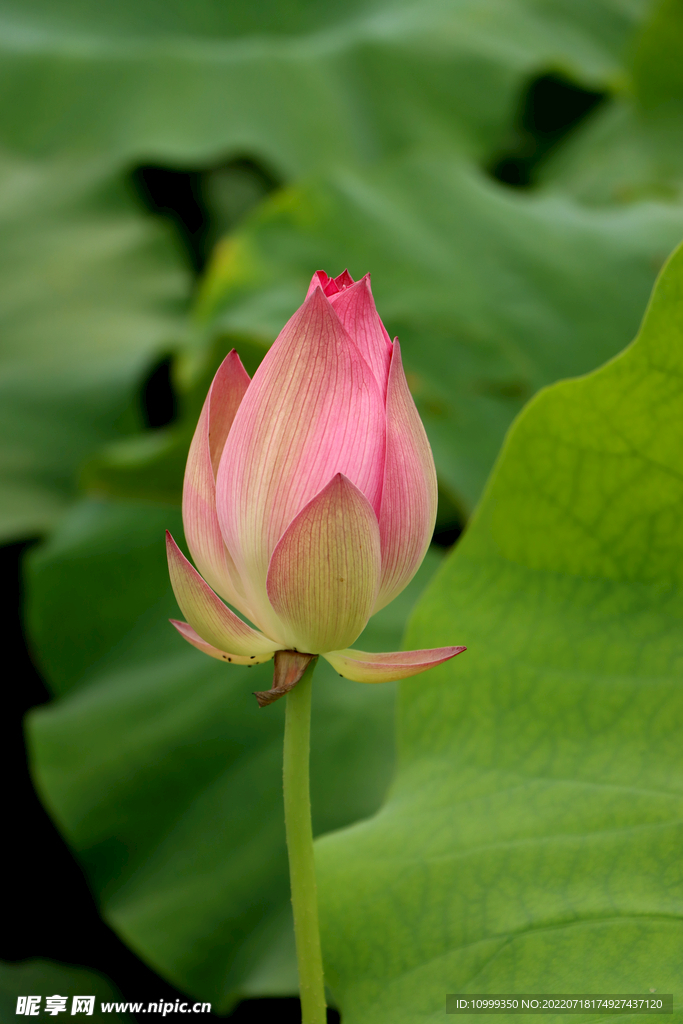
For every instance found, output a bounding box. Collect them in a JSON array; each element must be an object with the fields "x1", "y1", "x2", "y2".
[{"x1": 283, "y1": 656, "x2": 326, "y2": 1024}]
